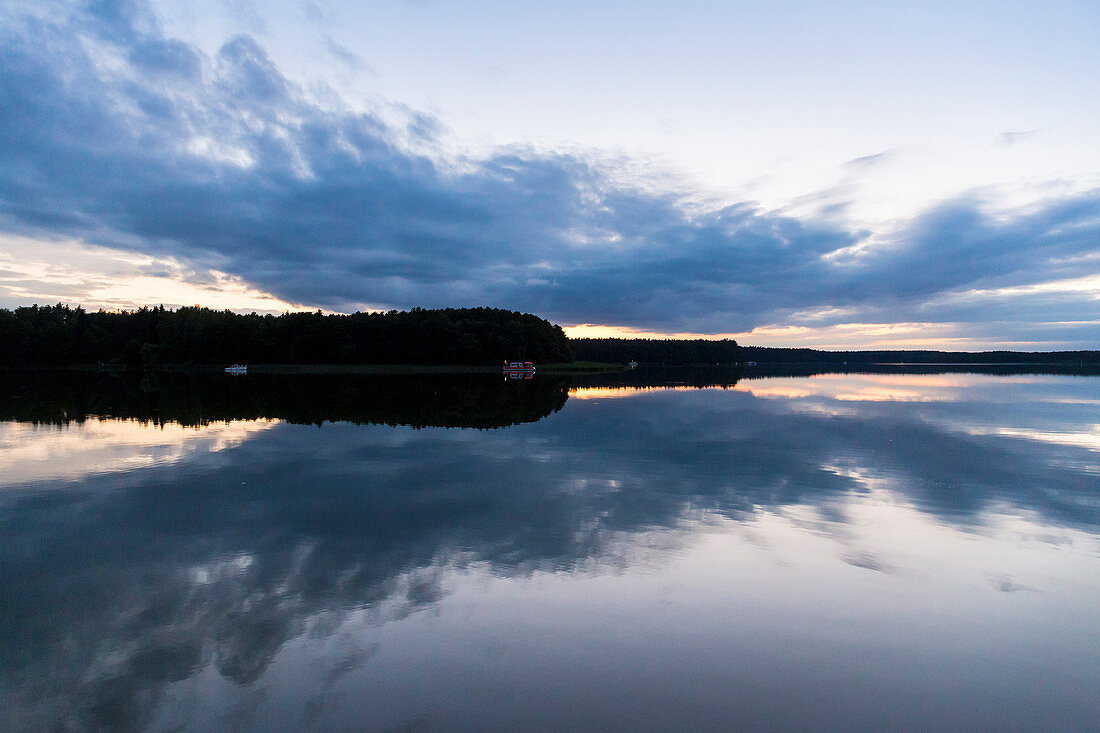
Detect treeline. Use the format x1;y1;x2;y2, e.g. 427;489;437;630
0;304;573;367
572;338;742;365
739;347;1100;365
8;303;1098;368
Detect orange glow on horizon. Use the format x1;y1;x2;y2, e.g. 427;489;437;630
563;321;1052;351
563;324;741;340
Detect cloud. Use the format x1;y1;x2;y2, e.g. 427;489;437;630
995;129;1043;147
218;0;268;34
841;150;895;169
298;1;326;24
321;34;372;73
0;2;1098;342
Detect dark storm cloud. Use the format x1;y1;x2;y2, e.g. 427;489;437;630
865;195;1100;298
1;2;1098;333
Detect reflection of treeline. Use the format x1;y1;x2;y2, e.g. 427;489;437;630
572;338;742;365
0;372;570;429
740;346;1100;365
0;304;573;366
568;364;1100;387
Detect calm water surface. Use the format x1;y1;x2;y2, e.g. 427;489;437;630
1;370;1098;731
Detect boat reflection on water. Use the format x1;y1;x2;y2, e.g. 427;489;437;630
1;368;1098;731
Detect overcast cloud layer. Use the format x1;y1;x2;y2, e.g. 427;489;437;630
2;1;1099;344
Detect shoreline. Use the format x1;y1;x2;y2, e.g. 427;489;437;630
0;362;628;375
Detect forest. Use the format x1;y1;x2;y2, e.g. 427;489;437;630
0;304;573;367
738;346;1100;366
6;303;1099;368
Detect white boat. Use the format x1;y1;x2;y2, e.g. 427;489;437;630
225;364;248;374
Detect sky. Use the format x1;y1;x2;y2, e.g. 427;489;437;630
1;0;1099;349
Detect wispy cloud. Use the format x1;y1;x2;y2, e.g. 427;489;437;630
841;150;896;170
321;33;372;74
995;129;1043;147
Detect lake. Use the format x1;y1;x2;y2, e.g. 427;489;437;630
1;368;1098;731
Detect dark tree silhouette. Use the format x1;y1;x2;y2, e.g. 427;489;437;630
737;346;1100;366
0;305;574;367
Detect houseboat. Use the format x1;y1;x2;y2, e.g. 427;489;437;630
502;361;536;374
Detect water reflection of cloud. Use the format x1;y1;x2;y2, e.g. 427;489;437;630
736;374;974;402
842;550;894;573
0;418;279;488
731;384;818;400
964;425;1100;452
832;387;934;402
1;374;1099;729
